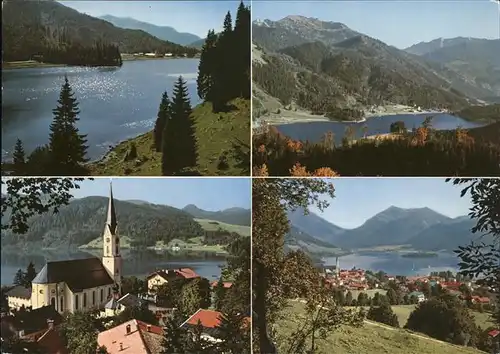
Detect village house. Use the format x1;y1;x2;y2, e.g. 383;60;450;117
6;185;123;314
0;305;63;343
97;319;164;354
408;291;426;303
102;293;142;318
180;309;226;344
5;285;31;311
147;268;199;293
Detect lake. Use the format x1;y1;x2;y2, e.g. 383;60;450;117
0;249;225;286
276;113;484;143
1;58;200;161
323;251;459;276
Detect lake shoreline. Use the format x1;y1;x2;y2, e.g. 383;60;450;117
2;56;195;70
262;105;445;126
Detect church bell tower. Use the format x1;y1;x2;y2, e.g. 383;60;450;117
102;182;122;295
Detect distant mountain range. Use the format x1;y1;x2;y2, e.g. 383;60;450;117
252;15;500;118
2;0;190;61
405;37;500;99
287;206;491;253
99;15;201;46
1;196;250;249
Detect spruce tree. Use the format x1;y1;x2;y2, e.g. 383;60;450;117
186;321;215;352
213;278;226;310
12;138;26;176
153;91;170;152
48;76;89;175
233;1;251;99
161;76;198;175
216;312;250;354
197;29;218;101
211;11;234;112
24;262;37;287
13;269;24;286
160;312;188;354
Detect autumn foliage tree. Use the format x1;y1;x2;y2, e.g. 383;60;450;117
253;121;500;176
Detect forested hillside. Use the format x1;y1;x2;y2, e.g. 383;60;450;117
1;196;204;249
2;0;195;62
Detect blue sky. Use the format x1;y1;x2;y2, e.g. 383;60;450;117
253;0;500;49
60;1;247;38
309;178;473;229
69;178;251;211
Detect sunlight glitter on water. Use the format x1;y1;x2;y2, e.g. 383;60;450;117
120;118;155;129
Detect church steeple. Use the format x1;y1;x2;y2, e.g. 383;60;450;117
102;180;122;296
106;182;117;234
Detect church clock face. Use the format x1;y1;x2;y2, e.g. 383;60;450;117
106;238;110;243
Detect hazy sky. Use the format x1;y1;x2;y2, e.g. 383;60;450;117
308;178;473;229
68;178;251;211
59;1;247;38
252;0;500;49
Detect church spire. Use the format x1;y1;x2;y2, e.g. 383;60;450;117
106;181;117;234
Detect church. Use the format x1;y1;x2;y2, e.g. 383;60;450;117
10;184;123;314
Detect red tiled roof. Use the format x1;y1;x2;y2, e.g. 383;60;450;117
184;309;223;328
97;319;163;354
488;329;500;337
472;296;490;303
37;327;68;354
175;268;199;279
136;320;163;335
148;268;199;281
210;281;233;288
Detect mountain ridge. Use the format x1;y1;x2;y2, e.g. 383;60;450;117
287;205;480;252
182;204;250;226
99;15;201;46
252;15;498;119
2;0;194;61
1;196;249;249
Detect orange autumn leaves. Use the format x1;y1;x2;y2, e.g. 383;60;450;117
254;141;339;177
253;163;339;177
253;124;477;176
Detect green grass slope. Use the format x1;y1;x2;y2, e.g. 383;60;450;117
88;98;250;176
195;219;251;237
277;301;485;354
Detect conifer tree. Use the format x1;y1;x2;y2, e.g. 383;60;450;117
197;30;218;101
161;76;198;175
216;312;250;354
186;321;215;352
213;277;226;310
160;312;188;354
154;91;170;152
24;262;37;287
13;269;24;286
211;11;234;112
48;76;89;175
233;1;251;99
12;138;26;176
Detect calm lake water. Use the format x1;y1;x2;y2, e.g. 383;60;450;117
0;249;225;286
323;251;459;276
2;59;200;161
276;113;484;143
